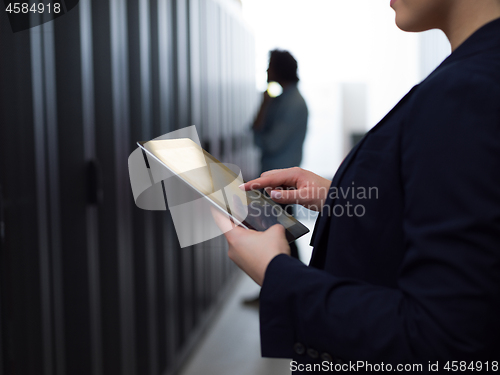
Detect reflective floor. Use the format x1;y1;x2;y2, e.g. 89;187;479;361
178;214;316;375
178;273;290;375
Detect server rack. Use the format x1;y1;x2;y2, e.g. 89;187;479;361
0;0;258;374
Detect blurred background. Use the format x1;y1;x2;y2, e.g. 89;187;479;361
243;0;450;178
0;0;449;374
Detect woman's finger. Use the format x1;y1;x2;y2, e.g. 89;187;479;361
268;188;302;204
210;206;248;240
210;207;235;233
260;169;286;177
267;223;287;237
240;168;300;191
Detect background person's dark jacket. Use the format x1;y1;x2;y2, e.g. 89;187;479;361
259;18;500;374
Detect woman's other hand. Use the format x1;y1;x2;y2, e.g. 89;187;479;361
211;208;290;286
240;167;331;211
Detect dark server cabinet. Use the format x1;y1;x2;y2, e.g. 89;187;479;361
0;17;44;375
0;0;257;374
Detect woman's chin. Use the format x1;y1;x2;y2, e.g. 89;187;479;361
395;16;433;32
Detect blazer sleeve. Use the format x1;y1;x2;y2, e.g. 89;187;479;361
259;69;500;363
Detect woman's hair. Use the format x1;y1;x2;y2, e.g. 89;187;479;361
269;49;299;83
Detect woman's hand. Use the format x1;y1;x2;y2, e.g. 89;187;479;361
240;167;331;211
212;208;290;286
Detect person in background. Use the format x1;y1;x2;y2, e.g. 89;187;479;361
251;49;308;262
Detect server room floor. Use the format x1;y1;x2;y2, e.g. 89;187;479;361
178;216;316;375
177;272;290;375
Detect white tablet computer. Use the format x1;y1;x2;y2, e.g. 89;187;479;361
137;138;309;243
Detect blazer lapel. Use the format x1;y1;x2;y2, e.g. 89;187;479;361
308;18;500;266
308;133;368;251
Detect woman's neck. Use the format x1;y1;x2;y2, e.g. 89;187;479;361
442;2;500;51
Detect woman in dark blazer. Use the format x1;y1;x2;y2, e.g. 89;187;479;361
215;0;500;372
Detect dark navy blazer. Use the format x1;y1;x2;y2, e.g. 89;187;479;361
260;18;500;374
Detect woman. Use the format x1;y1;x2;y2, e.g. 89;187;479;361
215;0;500;372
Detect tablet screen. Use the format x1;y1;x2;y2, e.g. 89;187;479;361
140;139;309;242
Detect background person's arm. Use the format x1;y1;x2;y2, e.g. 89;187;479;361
252;91;272;131
254;99;308;155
